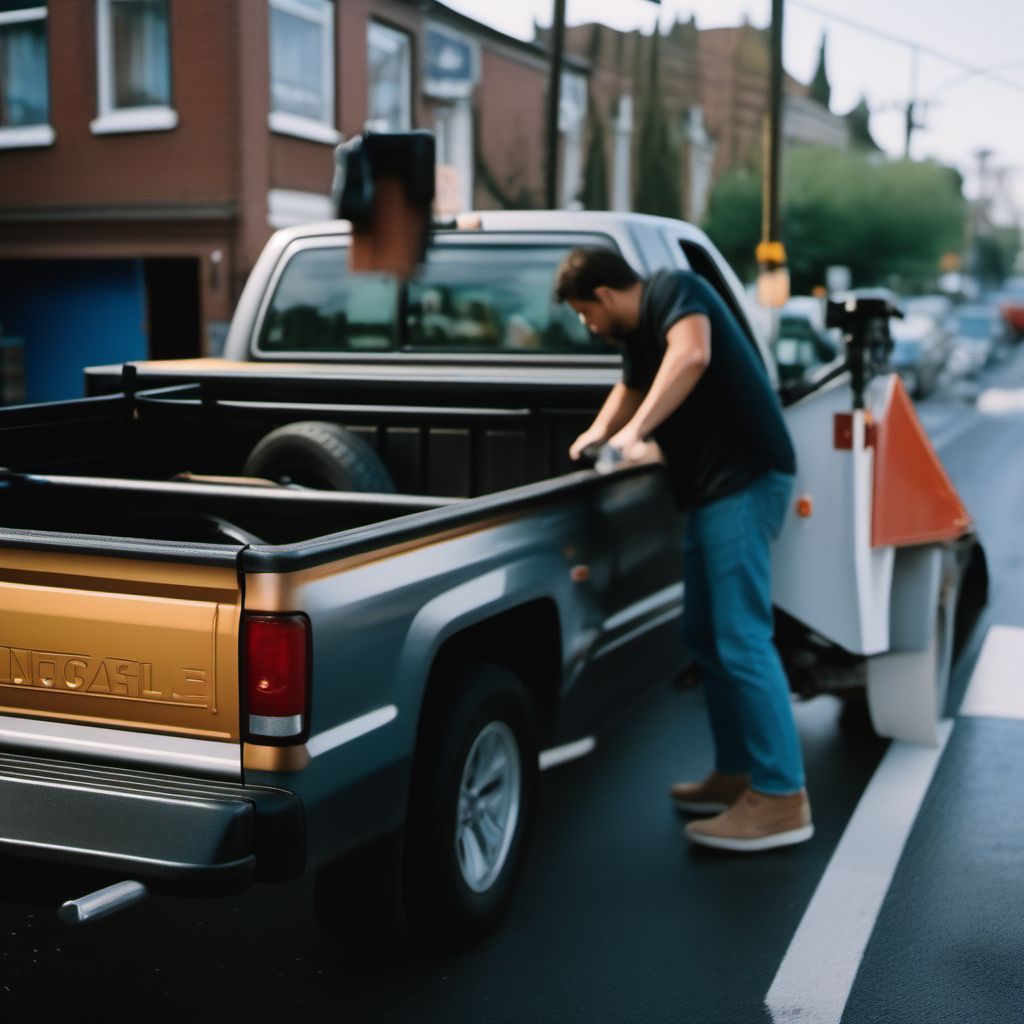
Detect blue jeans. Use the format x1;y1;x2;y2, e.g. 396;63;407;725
680;471;805;795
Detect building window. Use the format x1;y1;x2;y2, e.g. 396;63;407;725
423;23;479;214
268;0;338;144
366;20;410;133
92;0;177;134
0;3;54;149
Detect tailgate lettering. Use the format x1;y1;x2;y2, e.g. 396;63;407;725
0;645;210;709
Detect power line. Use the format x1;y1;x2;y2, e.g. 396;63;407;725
788;0;1024;96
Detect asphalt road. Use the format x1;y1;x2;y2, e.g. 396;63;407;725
2;349;1024;1023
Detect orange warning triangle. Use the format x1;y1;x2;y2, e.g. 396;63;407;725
872;376;972;548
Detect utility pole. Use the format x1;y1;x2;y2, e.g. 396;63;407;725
544;0;567;210
903;47;921;158
757;0;789;306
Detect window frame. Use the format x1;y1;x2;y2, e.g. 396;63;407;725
249;232;625;366
267;0;339;145
91;0;177;135
365;18;412;134
0;4;54;149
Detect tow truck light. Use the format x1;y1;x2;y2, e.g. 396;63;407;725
244;614;309;741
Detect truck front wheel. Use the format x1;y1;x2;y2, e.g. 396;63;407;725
403;662;538;947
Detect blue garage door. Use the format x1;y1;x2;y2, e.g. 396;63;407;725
0;259;148;404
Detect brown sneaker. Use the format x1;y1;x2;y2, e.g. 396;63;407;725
670;771;750;814
685;787;813;852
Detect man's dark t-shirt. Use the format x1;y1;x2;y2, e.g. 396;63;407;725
621;269;796;509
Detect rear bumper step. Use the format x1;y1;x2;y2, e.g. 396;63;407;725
0;751;303;895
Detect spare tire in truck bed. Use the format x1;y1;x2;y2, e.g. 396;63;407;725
243;421;395;492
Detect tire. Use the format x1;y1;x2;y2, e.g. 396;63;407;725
313;662;538;954
242;421;394;492
403;662;538;948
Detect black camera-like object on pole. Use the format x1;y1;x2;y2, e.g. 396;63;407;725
826;290;903;409
332;131;436;279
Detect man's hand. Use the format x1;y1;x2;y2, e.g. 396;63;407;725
607;424;652;463
569;425;609;461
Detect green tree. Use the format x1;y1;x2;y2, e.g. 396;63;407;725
633;31;682;217
846;96;880;151
701;165;762;281
581;100;610;210
703;147;967;293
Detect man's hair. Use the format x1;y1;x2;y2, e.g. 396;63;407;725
554;247;642;302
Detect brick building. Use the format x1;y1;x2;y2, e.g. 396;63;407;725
0;0;583;402
549;18;851;227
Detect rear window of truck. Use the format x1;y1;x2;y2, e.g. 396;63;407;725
257;242;607;356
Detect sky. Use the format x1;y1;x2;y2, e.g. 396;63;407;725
442;0;1024;225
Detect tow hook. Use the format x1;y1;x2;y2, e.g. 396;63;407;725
58;880;148;925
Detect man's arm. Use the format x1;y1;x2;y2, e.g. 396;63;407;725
569;382;644;460
608;314;711;457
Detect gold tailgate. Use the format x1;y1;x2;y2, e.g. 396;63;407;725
0;550;241;740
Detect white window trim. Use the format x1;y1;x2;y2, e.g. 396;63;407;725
268;0;337;140
367;19;412;133
0;123;55;149
0;6;52;139
267;188;334;229
92;0;177;135
268;110;341;145
91;106;178;135
0;6;47;27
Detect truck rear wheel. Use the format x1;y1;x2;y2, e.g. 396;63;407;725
312;662;538;954
403;662;538;947
242;421;394;492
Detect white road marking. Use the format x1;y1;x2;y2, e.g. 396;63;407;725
764;721;952;1024
767;622;1024;1022
959;625;1024;720
977;387;1024;415
539;736;596;770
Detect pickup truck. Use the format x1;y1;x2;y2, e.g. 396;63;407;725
0;211;985;947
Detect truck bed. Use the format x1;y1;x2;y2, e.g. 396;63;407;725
1;367;626;555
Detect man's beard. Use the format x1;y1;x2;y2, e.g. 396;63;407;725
605;315;632;344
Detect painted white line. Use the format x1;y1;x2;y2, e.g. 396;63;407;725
539;736;596;771
959;625;1024;720
307;705;398;758
765;720;953;1024
977;386;1024;415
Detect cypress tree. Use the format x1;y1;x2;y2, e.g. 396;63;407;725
810;34;831;110
581;99;609;210
633;30;682;217
846;96;881;151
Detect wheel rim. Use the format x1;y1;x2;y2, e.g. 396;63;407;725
455;721;521;894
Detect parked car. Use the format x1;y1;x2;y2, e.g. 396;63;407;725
772;310;841;384
888;312;953;398
993;279;1024;338
902;294;956;324
948;305;1013;376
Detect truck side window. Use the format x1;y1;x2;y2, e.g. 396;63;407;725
405;244;606;354
260;247;399;353
678;240;757;347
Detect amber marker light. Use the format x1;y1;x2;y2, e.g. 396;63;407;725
796;496;814;518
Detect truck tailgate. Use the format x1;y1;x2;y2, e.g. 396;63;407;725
0;549;242;745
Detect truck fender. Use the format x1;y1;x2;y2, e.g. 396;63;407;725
393;555;572;733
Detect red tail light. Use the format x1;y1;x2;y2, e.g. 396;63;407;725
244;614;309;742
